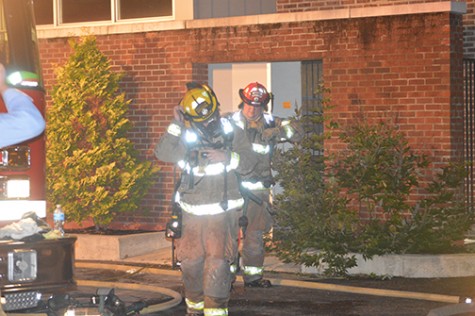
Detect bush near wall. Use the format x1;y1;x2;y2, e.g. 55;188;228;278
46;36;158;230
271;111;472;276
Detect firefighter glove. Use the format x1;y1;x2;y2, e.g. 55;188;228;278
262;127;281;141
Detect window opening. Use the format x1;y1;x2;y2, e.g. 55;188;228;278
33;0;174;26
119;0;172;20
61;0;111;23
33;0;53;25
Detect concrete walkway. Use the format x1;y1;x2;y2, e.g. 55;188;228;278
73;232;475;278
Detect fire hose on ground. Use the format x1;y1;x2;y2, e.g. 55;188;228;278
75;262;474;316
2;261;462;315
3;262;183;316
75;279;182;314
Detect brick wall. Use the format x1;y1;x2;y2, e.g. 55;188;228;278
274;0;475;59
324;13;461;161
38;11;461;230
276;0;464;12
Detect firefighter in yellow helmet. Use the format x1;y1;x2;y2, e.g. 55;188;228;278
229;82;303;288
154;82;257;316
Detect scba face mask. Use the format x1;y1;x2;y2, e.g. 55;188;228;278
200;114;222;139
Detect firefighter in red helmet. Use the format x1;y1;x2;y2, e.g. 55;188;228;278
230;82;303;288
154;82;257;315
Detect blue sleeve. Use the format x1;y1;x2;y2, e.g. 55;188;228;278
0;88;45;148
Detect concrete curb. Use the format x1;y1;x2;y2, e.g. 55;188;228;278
301;253;475;278
72;232;169;260
73;233;475;278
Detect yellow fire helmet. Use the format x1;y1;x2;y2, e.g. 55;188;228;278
180;83;219;123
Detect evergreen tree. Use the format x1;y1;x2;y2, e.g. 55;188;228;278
46;36;157;229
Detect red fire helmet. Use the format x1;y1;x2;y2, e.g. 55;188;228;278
239;82;270;107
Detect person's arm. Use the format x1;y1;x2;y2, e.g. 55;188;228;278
0;64;45;148
154;105;187;163
262;116;304;143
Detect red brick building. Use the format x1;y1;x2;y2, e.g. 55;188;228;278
36;0;472;230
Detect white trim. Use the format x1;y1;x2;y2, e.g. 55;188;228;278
37;1;465;39
349;1;466;18
54;0;60;26
112;0;118;23
266;63;271;97
0;200;46;221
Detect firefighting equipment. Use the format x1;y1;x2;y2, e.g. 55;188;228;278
237;177;264;239
179;212;232;316
175;116;236;212
229;108;302;289
46;288;149;316
167;164;185;241
179;82;226;141
155;84;258;316
180;83;218;123
239;82;270;107
244;278;272;288
165;202;182;239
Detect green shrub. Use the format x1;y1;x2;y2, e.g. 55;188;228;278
271;97;472;276
333;120;471;257
271;89;360;276
46;36;158;229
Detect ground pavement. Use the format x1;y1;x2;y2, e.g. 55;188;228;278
71;247;475;316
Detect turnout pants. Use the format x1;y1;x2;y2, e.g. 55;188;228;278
177;211;233;315
241;190;273;283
